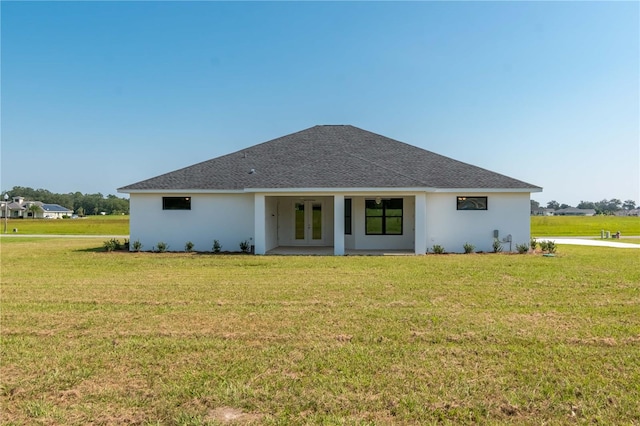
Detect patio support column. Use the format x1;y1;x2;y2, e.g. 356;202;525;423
333;194;345;255
254;194;266;255
415;193;427;255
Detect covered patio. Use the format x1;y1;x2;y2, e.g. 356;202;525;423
254;193;428;255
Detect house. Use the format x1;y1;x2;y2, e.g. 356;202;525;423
532;207;554;216
0;196;73;219
118;125;542;254
553;207;596;216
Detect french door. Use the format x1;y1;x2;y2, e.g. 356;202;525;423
294;201;323;244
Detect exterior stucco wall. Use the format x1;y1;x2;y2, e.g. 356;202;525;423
129;193;254;252
424;192;530;253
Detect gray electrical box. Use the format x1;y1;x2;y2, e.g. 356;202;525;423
493;230;499;238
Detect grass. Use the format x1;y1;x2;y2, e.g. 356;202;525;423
2;238;639;424
1;215;129;235
531;216;640;237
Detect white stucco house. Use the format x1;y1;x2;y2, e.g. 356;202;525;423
0;196;74;219
118;125;541;255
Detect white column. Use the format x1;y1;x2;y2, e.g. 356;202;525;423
333;194;345;255
414;193;427;255
254;194;266;255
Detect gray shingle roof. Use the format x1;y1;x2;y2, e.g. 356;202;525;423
119;125;540;191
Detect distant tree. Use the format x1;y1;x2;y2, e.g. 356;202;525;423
622;200;636;210
608;199;622;212
77;206;85;217
546;200;560;210
594;199;623;215
559;203;571;209
28;204;42;219
577;201;595;209
530;199;540;211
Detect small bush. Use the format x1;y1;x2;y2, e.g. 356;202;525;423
103;239;121;252
530;237;537;251
492;239;503;253
539;240;557;254
155;242;168;253
239;240;251;254
123;239;130;251
431;244;445;254
185;241;194;252
131;240;143;252
463;242;475;254
212;239;222;253
516;243;529;254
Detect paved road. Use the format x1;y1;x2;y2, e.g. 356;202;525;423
535;237;640;249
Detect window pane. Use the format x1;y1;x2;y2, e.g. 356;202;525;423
385;217;402;234
366;217;383;234
163;197;191;210
365;200;383;216
457;196;487;210
344;199;352;235
295;203;305;240
312;203;322;240
386;198;403;209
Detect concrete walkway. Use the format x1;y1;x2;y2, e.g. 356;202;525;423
535;237;640;249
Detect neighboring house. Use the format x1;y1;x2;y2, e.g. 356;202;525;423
118;125;542;254
532;207;555;216
40;203;74;219
0;196;73;219
553;207;596;216
615;209;640;217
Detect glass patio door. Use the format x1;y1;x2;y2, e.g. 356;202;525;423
294;201;323;244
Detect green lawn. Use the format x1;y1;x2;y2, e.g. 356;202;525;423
2;215;129;235
1;238;639;424
531;216;640;237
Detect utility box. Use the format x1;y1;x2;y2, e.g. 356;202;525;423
493;230;499;238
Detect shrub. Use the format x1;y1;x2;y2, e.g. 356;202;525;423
431;244;445;254
155;242;168;253
212;239;222;253
239;240;251;253
185;241;194;252
492;239;503;253
123;239;130;251
131;240;143;252
540;240;557;254
463;242;475;254
103;239;121;252
516;243;529;254
530;237;537;251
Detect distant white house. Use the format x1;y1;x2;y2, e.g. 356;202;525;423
0;196;73;219
119;125;542;254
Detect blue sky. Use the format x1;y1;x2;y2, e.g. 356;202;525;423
1;1;638;206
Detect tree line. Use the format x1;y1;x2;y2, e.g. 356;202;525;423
531;198;637;215
2;186;129;216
